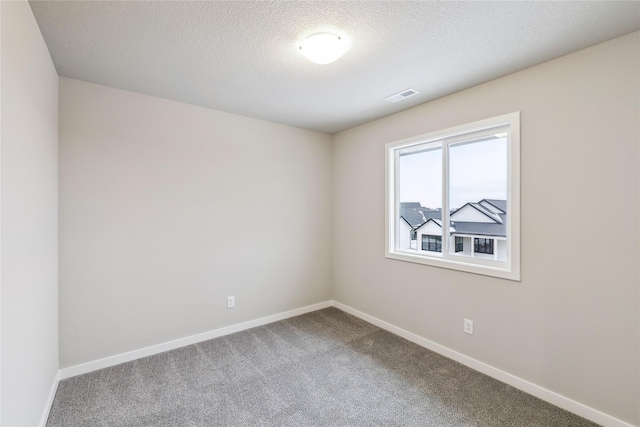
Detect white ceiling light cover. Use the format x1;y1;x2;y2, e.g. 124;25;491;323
298;33;349;65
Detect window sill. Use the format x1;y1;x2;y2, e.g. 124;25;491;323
386;250;520;281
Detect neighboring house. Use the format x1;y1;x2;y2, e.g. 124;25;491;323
399;203;441;250
399;199;507;261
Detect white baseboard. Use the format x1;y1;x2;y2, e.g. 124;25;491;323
39;370;60;427
332;301;635;427
59;300;332;380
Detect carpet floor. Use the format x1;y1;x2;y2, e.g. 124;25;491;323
47;307;599;426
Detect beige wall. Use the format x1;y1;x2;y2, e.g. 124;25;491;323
0;1;60;425
58;78;333;368
332;32;639;425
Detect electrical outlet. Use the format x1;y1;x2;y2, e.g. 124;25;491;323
464;318;474;335
227;296;235;309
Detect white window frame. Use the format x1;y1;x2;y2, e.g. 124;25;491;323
385;112;520;281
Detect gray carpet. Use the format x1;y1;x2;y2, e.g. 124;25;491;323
47;307;598;426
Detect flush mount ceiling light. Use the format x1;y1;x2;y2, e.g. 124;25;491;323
298;33;349;65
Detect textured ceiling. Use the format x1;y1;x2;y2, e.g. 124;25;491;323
30;1;640;134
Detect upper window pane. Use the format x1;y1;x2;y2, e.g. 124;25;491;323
399;145;442;210
449;135;507;209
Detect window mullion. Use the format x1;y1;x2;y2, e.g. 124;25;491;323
441;140;449;256
393;150;401;252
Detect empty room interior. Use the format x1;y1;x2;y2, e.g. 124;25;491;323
2;1;640;426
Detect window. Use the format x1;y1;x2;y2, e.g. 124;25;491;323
455;236;464;253
410;230;417;241
385;112;520;281
422;235;442;252
474;238;494;254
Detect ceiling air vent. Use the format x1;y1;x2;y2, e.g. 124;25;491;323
385;88;420;103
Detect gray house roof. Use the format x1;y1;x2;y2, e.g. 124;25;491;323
402;199;507;238
463;202;503;224
400;202;422;209
481;199;507;214
449;200;507;237
450;221;506;237
400;204;441;228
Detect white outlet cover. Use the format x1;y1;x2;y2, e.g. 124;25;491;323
464;319;474;335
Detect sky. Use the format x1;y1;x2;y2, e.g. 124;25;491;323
399;136;507;209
